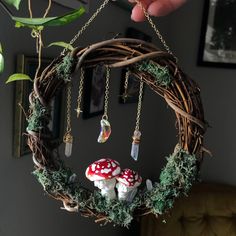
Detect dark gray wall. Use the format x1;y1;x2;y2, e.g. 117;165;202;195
0;1;170;236
0;0;234;235
166;0;236;185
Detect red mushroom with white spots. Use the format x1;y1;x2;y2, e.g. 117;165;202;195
116;168;142;202
85;158;121;200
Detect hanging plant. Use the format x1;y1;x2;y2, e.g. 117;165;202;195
0;0;85;77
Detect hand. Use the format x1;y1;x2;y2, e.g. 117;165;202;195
130;0;186;22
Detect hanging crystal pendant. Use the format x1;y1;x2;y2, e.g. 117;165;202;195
97;119;111;143
131;130;141;161
63;132;73;157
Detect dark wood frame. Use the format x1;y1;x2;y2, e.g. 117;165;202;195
198;0;236;69
13;55;64;157
112;0;132;11
82;65;106;119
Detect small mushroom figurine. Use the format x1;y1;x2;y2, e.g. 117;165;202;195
116;169;142;202
85;158;121;200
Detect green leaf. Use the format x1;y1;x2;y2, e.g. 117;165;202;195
6;73;32;84
12;7;85;28
47;41;74;51
3;0;21;10
0;43;4;74
0;54;4;75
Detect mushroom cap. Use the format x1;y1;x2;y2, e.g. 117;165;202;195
85;158;121;181
116;169;142;188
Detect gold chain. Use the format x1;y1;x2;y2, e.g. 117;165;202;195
124;70;129;92
135;80;144;131
134;0;177;61
121;70;130;103
103;66;110;120
65;82;72;132
61;0;110;55
76;68;85;118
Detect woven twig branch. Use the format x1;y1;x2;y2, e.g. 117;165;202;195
27;38;207;225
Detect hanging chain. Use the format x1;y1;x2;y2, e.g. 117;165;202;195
103;66;110;120
134;0;177;61
63;82;73;157
61;0;110;55
76;68;85;118
65;82;72;133
124;70;129;93
121;70;130;103
135;80;144;131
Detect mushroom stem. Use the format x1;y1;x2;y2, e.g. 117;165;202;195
116;183;138;202
94;178;117;200
118;189;137;202
101;188;116;200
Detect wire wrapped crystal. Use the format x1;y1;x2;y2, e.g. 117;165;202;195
131;130;141;161
97;119;111;143
63;132;73;157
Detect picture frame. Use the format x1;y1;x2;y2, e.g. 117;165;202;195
13;55;64;158
52;0;89;12
119;28;151;104
82;65;106;119
112;0;132;12
198;0;236;68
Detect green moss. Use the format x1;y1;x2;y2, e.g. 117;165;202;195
144;149;198;215
33;165;74;193
56;54;74;81
27;99;50;132
136;60;171;87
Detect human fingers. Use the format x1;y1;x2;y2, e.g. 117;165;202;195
147;0;186;17
130;0;153;22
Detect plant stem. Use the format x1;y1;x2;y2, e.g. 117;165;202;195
28;0;33;18
33;0;52;80
0;0;13;17
43;0;52;17
34;33;42;80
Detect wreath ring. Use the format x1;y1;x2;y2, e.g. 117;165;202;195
27;38;207;227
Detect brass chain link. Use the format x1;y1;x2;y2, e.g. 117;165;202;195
76;68;85;118
134;0;177;61
135;80;144;131
65;82;72;132
61;0;110;55
124;70;129;92
102;66;110;120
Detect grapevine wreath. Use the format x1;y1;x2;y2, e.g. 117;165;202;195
25;0;208;228
27;37;208;226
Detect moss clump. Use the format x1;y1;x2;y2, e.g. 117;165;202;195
90;191;142;227
56;54;74;81
144;149;198;215
136;60;171;87
27;99;50;132
33;166;75;194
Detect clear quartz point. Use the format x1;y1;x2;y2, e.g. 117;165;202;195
63;133;73;157
65;142;72;157
131;130;141;161
146;179;153;191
